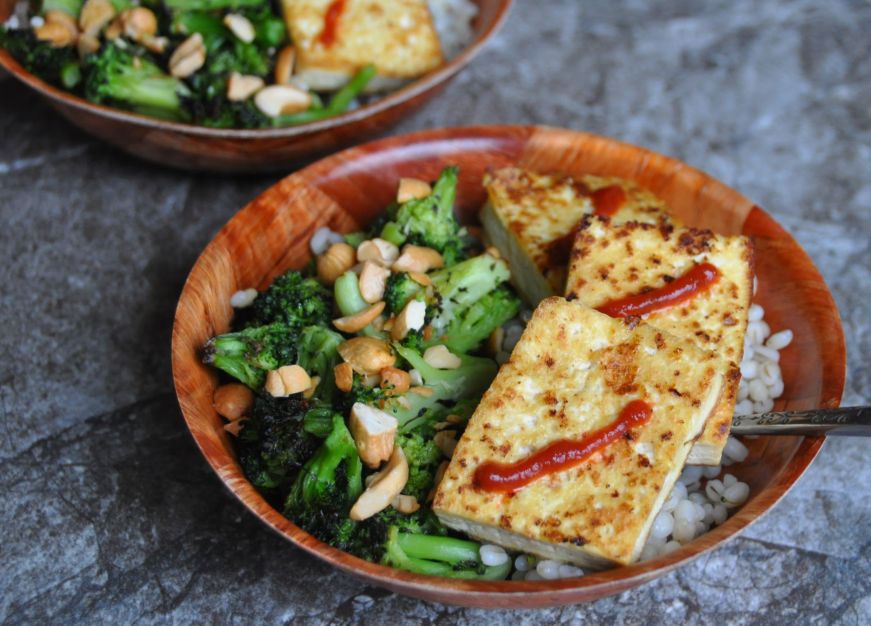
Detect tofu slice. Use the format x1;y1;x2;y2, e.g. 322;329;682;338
481;168;681;305
566;217;752;465
433;298;726;568
281;0;443;93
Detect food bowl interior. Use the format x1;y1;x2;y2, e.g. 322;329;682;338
0;0;512;172
172;126;845;607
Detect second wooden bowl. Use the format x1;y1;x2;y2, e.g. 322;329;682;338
171;125;846;607
0;0;511;173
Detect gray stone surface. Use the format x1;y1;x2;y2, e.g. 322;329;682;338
1;0;869;623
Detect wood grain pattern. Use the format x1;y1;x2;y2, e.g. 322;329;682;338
0;0;512;173
171;126;845;607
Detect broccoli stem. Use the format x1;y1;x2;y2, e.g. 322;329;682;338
396;533;480;565
171;12;229;51
60;60;81;89
274;64;376;126
383;528;511;580
335;271;368;316
250;12;287;47
41;0;83;16
379;221;405;247
163;0;265;10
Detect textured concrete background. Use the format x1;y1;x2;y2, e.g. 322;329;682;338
1;0;869;623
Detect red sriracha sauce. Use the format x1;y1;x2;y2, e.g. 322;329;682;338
591;185;626;217
596;262;721;318
319;0;346;47
474;400;653;493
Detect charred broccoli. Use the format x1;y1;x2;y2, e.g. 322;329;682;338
237;393;319;494
249;270;332;329
202;323;296;388
283;414;363;548
0;28;78;88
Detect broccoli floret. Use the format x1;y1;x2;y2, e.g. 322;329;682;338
202;323;296;388
0;28;78;88
176;16;274;128
396;431;442;501
84;42;190;120
381;345;497;430
384;272;423;315
296;325;344;402
437;285;520;354
237;393;319;493
425;254;514;352
336;507;445;561
284;414;363;547
249;270;332;329
334;373;387;416
383;167;467;264
382;528;511;580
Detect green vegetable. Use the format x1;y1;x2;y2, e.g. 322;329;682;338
249;270;332;329
437;285;520;354
296;325;344;402
237;393;319;492
201;323;296;388
386;344;498;430
301;406;337;438
383;272;423;315
84;43;190;120
41;0;83;16
0;27;78;87
283;414;363;547
334;271;368;317
386;254;519;352
343;231;367;248
382;528;511;580
243;6;287;47
381;166;467;264
274;64;376;126
425;254;515;351
59;60;81;88
164;0;266;10
396;430;442;501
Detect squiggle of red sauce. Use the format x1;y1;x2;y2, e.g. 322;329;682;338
318;0;346;47
473;400;653;493
596;262;721;318
591;185;626;217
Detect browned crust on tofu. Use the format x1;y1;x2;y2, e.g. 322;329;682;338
566;217;754;464
282;0;443;86
481;168;682;299
433;298;725;567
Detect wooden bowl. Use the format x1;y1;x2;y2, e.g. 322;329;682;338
171;125;846;607
0;0;511;173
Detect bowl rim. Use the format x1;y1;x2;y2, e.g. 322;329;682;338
0;0;512;138
171;124;846;605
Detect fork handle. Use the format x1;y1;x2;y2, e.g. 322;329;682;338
730;406;871;436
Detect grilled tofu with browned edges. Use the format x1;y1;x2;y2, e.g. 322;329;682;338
565;217;752;465
281;0;443;93
480;167;681;305
433;298;726;568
